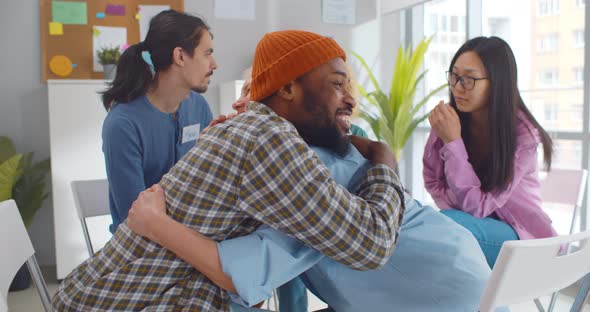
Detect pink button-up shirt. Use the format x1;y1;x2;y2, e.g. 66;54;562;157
423;111;557;240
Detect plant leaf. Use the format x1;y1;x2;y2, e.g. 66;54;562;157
350;51;382;95
0;154;23;201
352;35;437;159
0;136;16;163
411;83;447;116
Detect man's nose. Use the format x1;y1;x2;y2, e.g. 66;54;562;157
211;56;218;70
344;92;355;110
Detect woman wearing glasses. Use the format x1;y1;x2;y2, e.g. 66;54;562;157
423;36;556;268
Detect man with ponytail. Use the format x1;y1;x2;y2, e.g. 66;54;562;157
101;10;216;233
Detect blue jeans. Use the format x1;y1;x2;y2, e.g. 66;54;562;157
276;276;308;312
441;209;519;268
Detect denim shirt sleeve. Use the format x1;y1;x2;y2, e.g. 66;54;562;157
217;225;323;306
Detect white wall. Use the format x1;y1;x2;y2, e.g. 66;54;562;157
1;0;381;267
184;0;272;116
0;1;54;266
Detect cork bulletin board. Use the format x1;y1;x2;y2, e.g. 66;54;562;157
40;0;184;81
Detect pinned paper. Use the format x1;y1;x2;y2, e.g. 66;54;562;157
92;27;101;36
106;4;126;16
52;1;87;25
49;55;74;77
137;5;169;40
93;26;127;71
214;0;255;21
49;22;63;35
96;12;106;19
322;0;356;25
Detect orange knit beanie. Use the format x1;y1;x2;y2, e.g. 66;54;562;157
250;30;346;102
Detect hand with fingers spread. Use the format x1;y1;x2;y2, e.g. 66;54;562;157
429;100;461;144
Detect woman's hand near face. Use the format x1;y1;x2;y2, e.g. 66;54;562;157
429;101;461;144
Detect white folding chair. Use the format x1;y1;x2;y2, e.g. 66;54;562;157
0;200;53;312
71;179;110;257
478;229;590;312
539;169;588;235
536;169;588;311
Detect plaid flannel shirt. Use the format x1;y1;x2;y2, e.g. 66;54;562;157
53;102;405;311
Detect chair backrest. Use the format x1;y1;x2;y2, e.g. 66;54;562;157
539;169;588;235
71;179;110;256
0;200;53;312
71;179;109;218
478;230;590;312
539;169;588;208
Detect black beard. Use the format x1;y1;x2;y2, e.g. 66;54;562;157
298;125;351;157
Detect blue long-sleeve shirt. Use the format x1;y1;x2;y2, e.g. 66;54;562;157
219;145;492;312
102;92;212;232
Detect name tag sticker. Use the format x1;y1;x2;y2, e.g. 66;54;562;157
182;124;200;144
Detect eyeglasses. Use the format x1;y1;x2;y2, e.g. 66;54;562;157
446;71;488;91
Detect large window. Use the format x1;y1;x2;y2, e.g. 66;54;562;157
575;29;585;47
537;0;560;16
423;0;466;114
537;34;560;52
482;0;585;134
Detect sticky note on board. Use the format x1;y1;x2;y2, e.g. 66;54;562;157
96;12;106;19
135;14;141;20
52;1;87;25
93;27;101;36
49;55;73;77
49;22;63;35
106;4;126;16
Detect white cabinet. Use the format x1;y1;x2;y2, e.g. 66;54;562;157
48;80;111;279
219;80;245;116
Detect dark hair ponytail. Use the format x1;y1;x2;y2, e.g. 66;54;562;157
101;10;210;110
101;43;152;110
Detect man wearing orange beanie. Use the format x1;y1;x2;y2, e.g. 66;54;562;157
53;30;404;311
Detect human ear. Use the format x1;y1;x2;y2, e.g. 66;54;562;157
275;80;297;101
172;47;184;66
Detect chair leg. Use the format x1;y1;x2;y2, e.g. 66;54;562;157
546;292;559;312
571;273;590;312
81;219;95;257
26;257;53;312
534;298;546;312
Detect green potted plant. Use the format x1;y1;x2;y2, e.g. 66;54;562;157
351;36;446;161
97;45;121;80
0;136;50;291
